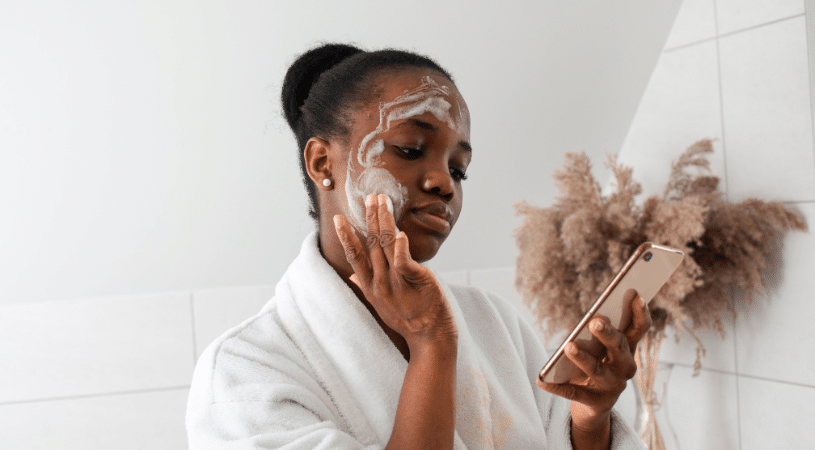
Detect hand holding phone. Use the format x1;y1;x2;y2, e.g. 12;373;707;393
538;242;683;384
535;243;682;439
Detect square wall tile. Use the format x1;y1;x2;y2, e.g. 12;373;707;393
739;377;815;449
612;364;740;449
659;317;737;373
0;388;189;450
735;203;815;386
664;0;717;49
192;285;274;359
0;292;194;403
667;366;740;450
616;41;724;200
716;0;804;35
719;17;815;202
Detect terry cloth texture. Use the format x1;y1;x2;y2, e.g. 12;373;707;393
186;232;645;449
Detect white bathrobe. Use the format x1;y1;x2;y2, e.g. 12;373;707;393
186;233;644;449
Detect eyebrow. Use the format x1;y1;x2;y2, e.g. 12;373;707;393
395;118;472;153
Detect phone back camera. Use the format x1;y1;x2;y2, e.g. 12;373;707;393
644;252;653;262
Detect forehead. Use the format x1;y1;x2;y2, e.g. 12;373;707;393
366;68;467;117
349;68;470;142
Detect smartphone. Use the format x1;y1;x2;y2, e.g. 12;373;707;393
537;242;684;385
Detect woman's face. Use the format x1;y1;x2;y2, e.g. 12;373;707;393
338;68;471;263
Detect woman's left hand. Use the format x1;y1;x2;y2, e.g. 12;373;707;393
538;289;652;447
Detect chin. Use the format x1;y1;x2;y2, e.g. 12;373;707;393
406;230;446;263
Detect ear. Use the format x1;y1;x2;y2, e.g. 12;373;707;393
304;137;335;191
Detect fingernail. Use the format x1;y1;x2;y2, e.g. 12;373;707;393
639;295;647;309
591;320;605;333
365;194;375;207
567;343;579;355
333;215;341;227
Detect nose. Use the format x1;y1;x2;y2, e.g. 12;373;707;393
421;168;454;200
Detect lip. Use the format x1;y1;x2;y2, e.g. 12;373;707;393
409;202;453;235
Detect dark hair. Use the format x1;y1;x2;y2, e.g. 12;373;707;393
281;43;454;221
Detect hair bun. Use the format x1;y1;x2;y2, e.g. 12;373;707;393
281;43;363;130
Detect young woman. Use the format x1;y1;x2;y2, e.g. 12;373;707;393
186;43;649;450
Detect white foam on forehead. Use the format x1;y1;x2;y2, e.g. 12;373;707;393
356;76;457;167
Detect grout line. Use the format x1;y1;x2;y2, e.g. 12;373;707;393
730;296;744;450
0;385;191;407
190;291;198;365
730;372;815;389
716;13;806;41
664;13;807;53
664;36;718;53
806;0;815;198
712;3;740;447
713;1;730;205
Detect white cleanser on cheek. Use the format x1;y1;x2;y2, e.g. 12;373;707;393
344;76;462;234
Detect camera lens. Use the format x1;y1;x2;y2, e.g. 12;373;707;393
644;252;653;262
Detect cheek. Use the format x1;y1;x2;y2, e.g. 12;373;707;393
343;140;409;234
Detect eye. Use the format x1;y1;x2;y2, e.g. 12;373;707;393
394;146;423;160
450;166;468;182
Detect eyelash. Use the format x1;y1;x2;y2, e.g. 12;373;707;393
395;146;469;182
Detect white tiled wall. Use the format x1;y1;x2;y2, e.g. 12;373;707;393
0;287;274;449
611;0;815;448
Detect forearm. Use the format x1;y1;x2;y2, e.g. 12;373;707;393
385;341;457;450
570;402;611;450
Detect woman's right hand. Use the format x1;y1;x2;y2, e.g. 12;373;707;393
333;193;458;352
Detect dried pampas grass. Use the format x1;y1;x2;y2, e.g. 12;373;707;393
515;139;807;371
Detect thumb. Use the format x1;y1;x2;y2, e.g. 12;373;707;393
393;231;431;282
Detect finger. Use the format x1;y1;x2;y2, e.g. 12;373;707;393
364;194;390;294
537;379;597;405
333;215;372;284
393;231;428;281
625;293;652;353
377;194;398;264
588;318;637;379
565;342;606;379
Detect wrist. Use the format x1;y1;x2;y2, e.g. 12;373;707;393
409;336;458;362
570;402;612;450
571;401;611;429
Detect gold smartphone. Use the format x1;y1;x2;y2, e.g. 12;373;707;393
537;242;684;385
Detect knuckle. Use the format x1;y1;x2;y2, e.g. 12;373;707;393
379;230;396;247
622;362;638;380
619;359;637;380
366;234;380;248
343;246;363;264
370;284;384;298
592;359;605;376
617;337;630;354
613;378;629;394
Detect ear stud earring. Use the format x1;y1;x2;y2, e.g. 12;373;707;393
322;179;332;187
